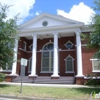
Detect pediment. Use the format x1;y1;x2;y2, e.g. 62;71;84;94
19;13;84;29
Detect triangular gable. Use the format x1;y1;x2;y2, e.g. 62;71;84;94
19;13;84;29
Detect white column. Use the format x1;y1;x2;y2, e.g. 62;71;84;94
29;34;38;77
51;32;60;78
10;39;19;76
75;30;83;77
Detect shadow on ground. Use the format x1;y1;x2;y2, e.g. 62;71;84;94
73;88;100;94
0;84;10;88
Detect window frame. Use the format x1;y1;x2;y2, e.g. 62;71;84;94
0;63;12;72
64;40;74;50
65;55;74;73
41;42;54;73
41;50;53;73
90;59;100;72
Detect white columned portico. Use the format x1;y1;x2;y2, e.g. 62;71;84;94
29;34;38;77
75;30;83;77
10;39;19;76
51;32;60;78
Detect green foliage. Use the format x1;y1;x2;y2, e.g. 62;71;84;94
93;0;100;13
82;0;100;59
0;3;18;69
0;73;6;82
85;79;100;85
85;73;100;86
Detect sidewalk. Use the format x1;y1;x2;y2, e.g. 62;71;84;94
0;82;99;88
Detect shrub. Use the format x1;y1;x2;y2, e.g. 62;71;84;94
85;79;100;85
0;73;6;82
85;73;100;86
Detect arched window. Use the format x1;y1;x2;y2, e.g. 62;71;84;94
65;55;74;73
41;42;53;72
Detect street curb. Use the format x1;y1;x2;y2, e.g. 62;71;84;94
0;94;74;100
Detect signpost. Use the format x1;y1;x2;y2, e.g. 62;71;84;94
20;58;27;93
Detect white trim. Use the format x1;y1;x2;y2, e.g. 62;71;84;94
65;71;74;73
23;41;27;51
64;40;74;50
29;44;33;50
0;70;11;72
41;49;75;52
90;58;100;72
81;44;87;46
19;48;75;53
19;13;84;29
92;70;100;72
84;77;100;79
40;71;53;73
90;59;100;60
18;25;84;35
42;42;53;50
19;48;28;52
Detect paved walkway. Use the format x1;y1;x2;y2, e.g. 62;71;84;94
0;82;99;88
0;97;20;100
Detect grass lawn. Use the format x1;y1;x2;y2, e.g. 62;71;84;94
0;84;100;100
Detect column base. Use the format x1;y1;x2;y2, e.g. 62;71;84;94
28;74;38;78
75;76;84;85
10;74;19;76
51;75;60;79
5;74;18;82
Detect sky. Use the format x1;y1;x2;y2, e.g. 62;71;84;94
0;0;95;25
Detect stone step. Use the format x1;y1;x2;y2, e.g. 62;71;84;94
12;76;75;84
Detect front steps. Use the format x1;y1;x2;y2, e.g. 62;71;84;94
12;76;75;84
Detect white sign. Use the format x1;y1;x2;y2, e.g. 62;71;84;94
21;58;27;66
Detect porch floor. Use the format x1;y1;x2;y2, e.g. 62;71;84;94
12;76;75;84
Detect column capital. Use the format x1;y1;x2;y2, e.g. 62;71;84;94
32;33;37;37
75;29;81;36
53;31;58;35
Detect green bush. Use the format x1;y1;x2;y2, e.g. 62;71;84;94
85;79;100;85
0;73;6;82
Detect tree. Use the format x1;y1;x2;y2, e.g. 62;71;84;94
84;0;100;59
0;3;18;69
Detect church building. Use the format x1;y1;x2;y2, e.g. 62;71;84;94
1;13;99;84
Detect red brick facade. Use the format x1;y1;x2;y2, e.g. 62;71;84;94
15;35;95;78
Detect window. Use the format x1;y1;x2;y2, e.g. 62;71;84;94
23;41;26;51
5;63;12;70
64;41;74;49
91;59;100;72
65;55;74;73
0;63;12;71
8;42;14;50
42;21;48;26
41;43;53;72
